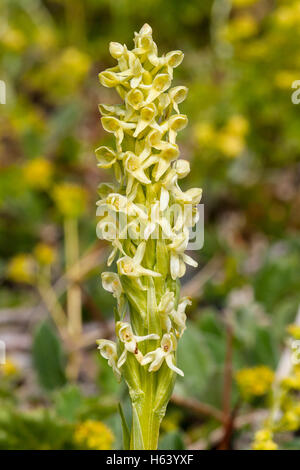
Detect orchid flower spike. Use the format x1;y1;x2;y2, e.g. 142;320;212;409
95;24;202;450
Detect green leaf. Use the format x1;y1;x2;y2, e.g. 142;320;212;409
155;239;169;278
118;403;130;450
281;438;300;450
130;405;144;450
177;325;216;400
159;431;185;450
0;407;74;450
54;385;82;422
32;321;66;391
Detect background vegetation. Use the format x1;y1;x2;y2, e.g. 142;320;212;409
0;0;300;450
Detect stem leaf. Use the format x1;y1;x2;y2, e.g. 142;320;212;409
118;402;130;450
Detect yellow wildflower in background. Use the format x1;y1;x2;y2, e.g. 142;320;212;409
232;0;259;7
34;243;56;266
217;133;245;158
195;115;248;158
52;183;87;218
286;324;300;340
281;366;300;391
161;410;181;433
194;122;216;146
217;116;249;158
225;116;249;137
36;47;91;97
222;14;258;42
0;358;19;377
275;71;299;90
1;27;27;52
252;429;278;450
23;158;53;190
235;365;274;399
74;420;114;450
274;3;300;28
278;408;300;432
6;254;36;284
59;48;90;81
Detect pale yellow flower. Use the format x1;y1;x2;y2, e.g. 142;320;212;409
141;333;184;376
97;339;121;381
116;321;159;367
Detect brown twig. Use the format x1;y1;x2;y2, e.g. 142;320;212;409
171;393;225;423
181;256;222;298
188;409;268;450
81;286;104;321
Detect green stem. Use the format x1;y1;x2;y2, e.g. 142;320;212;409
64;217;82;338
130;380;162;450
129;367;175;450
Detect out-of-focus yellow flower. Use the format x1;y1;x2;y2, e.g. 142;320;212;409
275;71;299;90
254;429;272;442
281;376;300;391
232;0;259;7
287;324;300;340
223;14;258;41
281;368;300;391
279;410;300;432
236;365;274;398
2;27;27;52
60;48;90;79
34;243;56;266
252;438;278;450
161;411;181;433
194;122;216;146
252;429;278;450
23;158;53;190
6;254;36;284
216;115;249;157
28;47;90;98
274;5;300;27
217;133;245;158
225;115;249;137
34;27;57;50
74;420;114;450
52;183;87;218
0;358;19;377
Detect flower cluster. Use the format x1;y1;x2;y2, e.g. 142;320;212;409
235;365;274;400
74;420;114;450
252;325;300;450
252;429;278;451
96;25;200;390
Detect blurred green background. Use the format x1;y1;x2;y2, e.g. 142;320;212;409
1;0;300;450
